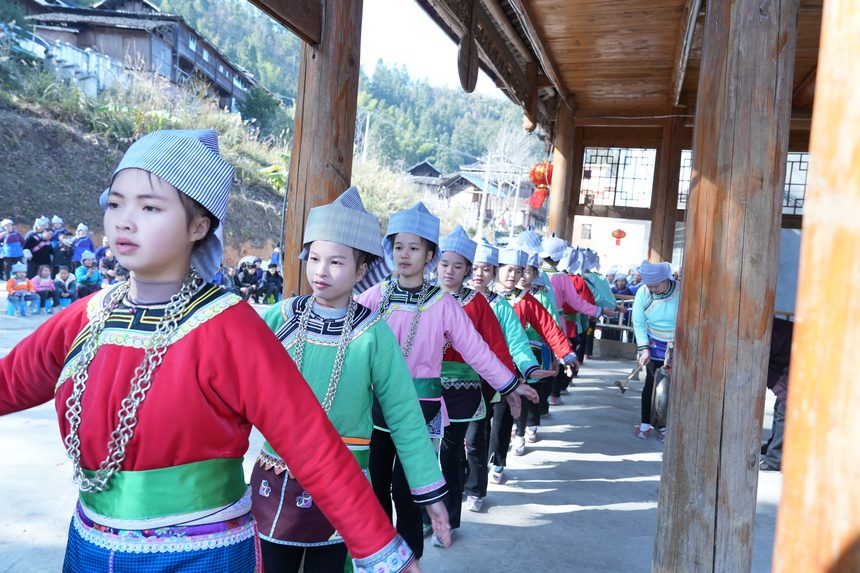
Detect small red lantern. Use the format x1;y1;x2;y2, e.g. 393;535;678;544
611;228;627;246
527;161;553;208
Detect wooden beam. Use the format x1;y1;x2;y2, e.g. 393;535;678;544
773;3;860;571
653;0;800;570
506;0;574;115
648;113;685;262
248;0;321;46
791;66;816;109
547;99;574;238
480;0;533;63
574;204;652;221
669;0;704;106
282;0;363;296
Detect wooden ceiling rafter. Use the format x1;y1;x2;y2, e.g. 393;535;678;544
505;0;574;116
669;0;704;106
792;66;816;109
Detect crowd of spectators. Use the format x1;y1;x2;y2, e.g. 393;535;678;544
2;216;128;316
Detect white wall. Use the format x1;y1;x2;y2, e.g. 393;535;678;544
570;216;651;273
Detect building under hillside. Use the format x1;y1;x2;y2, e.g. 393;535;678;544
14;0;255;110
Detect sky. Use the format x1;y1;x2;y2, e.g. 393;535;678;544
360;0;502;98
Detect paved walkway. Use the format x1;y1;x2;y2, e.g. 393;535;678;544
0;301;781;572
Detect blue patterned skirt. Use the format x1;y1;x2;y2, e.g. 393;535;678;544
62;504;260;572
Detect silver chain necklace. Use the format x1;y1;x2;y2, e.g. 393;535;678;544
290;296;357;413
379;279;432;359
63;271;202;493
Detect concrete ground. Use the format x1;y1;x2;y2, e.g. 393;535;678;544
0;294;782;572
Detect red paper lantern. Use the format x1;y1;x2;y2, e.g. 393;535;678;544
611;228;627;246
527;161;553;209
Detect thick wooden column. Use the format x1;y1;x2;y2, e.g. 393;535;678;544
283;0;363;296
653;0;799;571
774;3;860;571
547;101;574;238
565;126;585;242
648;113;684;262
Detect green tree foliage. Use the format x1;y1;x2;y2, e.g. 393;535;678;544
237;85;293;140
151;1;533;173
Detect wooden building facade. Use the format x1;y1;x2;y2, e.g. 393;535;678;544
18;0;254;109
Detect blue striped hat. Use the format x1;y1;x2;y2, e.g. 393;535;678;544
474;238;499;267
300;187;382;261
383;202;441;269
514;228;543;255
498;248;528;268
100;129;235;282
558;247;583;275
540;235;567;261
439;225;477;264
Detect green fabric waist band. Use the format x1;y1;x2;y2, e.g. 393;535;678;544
80;458;246;520
441;362;479;381
413;377;442;399
262;441;371;469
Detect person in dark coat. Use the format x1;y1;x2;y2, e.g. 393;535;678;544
259;263;283;303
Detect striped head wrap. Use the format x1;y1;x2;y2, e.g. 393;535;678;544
300;186;383;261
540;235;567;261
439;225;477;264
100;129;235;282
514;228;543;255
474;238;499;267
498;248;528;268
383;201;441;270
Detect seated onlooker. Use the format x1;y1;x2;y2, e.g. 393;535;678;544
54;266;77;306
31;264;60;314
99;248;118;286
95;236;110;263
259;263;283;304
74;250;102;298
6;262;38;315
612;276;634;296
237;262;259;303
50;215;68;243
223;266;241;295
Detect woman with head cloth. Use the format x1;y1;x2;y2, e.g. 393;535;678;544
631;260;680;441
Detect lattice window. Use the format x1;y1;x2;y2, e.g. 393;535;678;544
678;150;693;209
579;147;656;208
783;152;808;215
677;150;808;214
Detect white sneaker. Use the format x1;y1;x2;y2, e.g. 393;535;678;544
465;495;483;512
514;436;526;456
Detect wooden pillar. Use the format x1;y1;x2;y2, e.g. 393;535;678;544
648;113;684;262
774;3;860;571
565;126;585;242
653;0;799;571
547;101;574;238
282;0;363;296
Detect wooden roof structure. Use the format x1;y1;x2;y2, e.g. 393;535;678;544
414;0;821;132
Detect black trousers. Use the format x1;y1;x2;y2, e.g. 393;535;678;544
489;399;515;468
438;421;469;529
550;366;570;398
641;359;665;426
369;428;426;559
464;408;492;498
37;290;59;309
521;378;552;432
260;539;347;573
